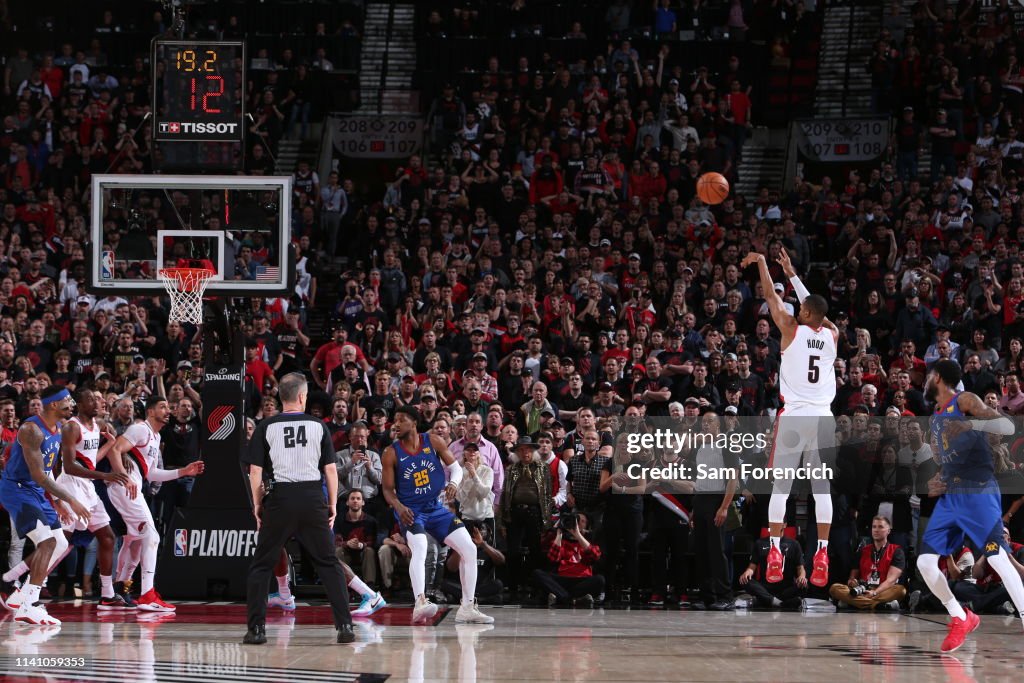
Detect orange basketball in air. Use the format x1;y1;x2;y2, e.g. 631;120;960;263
696;172;730;205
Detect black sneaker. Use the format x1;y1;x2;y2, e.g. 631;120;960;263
243;625;267;645
98;594;132;611
709;600;735;611
907;590;921;614
574;594;594;608
337;624;355;643
118;590;138;609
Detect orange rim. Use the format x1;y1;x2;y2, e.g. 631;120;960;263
158;267;216;293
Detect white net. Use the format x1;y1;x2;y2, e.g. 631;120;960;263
158;268;215;325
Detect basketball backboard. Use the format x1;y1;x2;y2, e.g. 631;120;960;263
88;175;293;297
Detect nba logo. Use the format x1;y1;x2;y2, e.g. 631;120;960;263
174;529;188;557
101;250;115;280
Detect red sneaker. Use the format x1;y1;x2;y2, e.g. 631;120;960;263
766;545;784;583
810;547;830;587
941;610;980;653
136;588;176;612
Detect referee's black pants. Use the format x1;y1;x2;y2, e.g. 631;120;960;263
692;494;731;605
247;482;351;631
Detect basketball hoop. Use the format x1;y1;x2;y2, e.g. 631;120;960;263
158;267;216;325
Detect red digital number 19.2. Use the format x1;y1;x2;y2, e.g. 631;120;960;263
189;75;224;113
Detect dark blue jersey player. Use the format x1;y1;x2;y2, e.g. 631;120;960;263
916;359;1024;653
0;386;91;626
381;405;493;625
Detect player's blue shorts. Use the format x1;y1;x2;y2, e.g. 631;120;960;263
0;479;60;538
396;504;463;542
921;486;1007;557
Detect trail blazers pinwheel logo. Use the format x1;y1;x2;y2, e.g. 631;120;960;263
207;405;236;441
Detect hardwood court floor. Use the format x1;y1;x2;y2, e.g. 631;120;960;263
0;601;1022;682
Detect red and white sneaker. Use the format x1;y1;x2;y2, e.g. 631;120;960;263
941;609;980;653
136;589;176;612
766;544;784;583
810;547;830;588
2;589;24;612
14;602;61;626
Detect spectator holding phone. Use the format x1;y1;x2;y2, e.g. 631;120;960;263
335;421;385;530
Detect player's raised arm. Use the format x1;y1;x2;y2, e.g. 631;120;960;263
430;433;464;502
777;249;838;334
956;392;1016;435
19;422;90;523
741;252;796;339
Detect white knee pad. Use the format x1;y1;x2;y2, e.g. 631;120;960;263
26;520;56;545
444;525;476;557
812;493;833;523
406;531;428;563
917;553;942;583
51;530;69;560
768;491;789;525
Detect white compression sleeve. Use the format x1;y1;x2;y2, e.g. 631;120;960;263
147;467;183;482
969;417;1015;435
789;276;811;303
447;460;464;487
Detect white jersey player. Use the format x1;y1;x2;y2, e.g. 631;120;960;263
108;397;204;612
741;248;838;589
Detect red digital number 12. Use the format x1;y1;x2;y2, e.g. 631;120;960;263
189;75;224;113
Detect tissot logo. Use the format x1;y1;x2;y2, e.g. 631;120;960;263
174;529;258;557
159;122;237;135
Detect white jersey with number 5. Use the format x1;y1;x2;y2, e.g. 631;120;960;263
780;325;837;410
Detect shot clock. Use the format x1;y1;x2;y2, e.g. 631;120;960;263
152;39;245;143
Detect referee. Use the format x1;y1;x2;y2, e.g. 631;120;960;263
242;372;354;644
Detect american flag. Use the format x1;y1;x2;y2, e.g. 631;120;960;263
255;266;280;282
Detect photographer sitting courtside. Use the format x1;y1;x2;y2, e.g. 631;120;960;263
829;515;908;611
532;511;604;607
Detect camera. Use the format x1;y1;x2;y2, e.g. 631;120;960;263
850;584;868;597
558;510;579;530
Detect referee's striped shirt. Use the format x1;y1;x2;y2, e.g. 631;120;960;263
242;412;334;483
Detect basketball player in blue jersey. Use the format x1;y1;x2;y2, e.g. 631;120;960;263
0;387;91;625
381;405;493;624
916;359;1024;653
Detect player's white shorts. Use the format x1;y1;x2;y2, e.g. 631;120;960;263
55;473;111;533
769;402;836;472
106;471;155;539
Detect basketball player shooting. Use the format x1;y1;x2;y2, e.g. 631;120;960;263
740;249;837;588
916;359;1024;653
380;406;493;625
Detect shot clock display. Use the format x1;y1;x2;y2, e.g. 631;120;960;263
153;39;245;143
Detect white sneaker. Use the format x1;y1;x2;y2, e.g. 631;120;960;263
267;592;297;610
455;599;494;624
412;595;438;624
352;591;387;617
14;602;61;626
1;587;24;611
